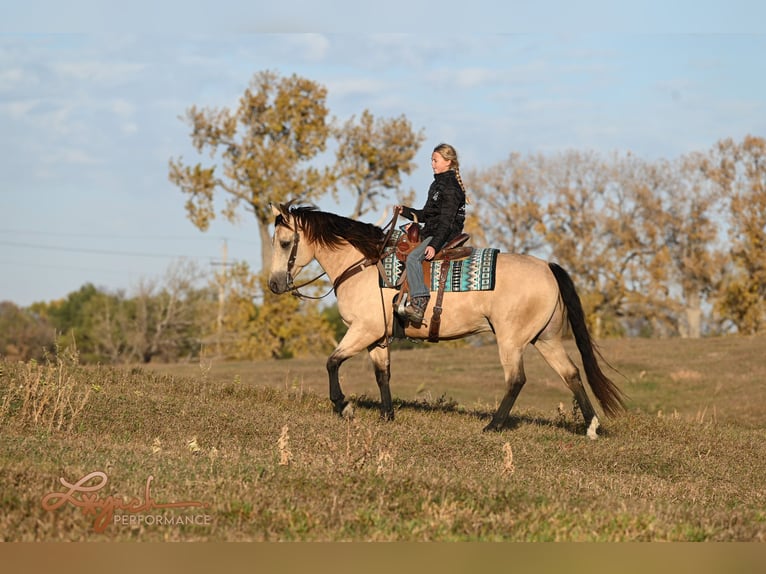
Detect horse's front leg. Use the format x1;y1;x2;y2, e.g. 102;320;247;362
368;344;394;421
326;324;388;420
326;349;353;419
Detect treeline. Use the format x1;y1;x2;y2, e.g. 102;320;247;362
463;135;766;339
164;69;764;342
3;134;764;363
1;261;340;364
3;69;764;363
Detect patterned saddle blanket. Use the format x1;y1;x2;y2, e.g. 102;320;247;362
379;242;499;292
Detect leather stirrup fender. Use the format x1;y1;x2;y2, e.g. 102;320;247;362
428;259;451;342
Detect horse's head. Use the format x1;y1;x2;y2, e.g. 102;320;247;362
268;203;316;294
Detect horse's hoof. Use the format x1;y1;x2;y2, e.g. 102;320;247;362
341;403;355;420
380;410;395;422
482;422;502;433
586;416;600;440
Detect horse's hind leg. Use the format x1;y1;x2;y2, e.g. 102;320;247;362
368;344;394;421
484;346;526;432
534;338;600;439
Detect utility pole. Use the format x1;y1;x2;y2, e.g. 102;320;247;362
210;239;234;358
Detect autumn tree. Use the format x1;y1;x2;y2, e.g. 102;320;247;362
540;150;656;337
713;135;766;334
466;148;734;338
32;283;106;362
121;261;213;363
584;153;669;337
334;109;425;219
462;152;547;253
218;262;335;359
169;70;334;272
82;261;215;364
0;302;55;361
646;152;727;338
169;71;433;359
82;289;129;363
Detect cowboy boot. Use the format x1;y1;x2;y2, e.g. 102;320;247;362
403;295;429;324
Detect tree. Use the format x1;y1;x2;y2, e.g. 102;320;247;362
31;263;215;364
462;152;547;253
648;152;726;337
540;151;646;337
169;72;432;359
605;154;681;337
334;109;425;219
81;289;128;363
218;262;335;359
0;302;55;361
115;261;214;363
713;135;766;334
169;70;334;273
33;283;105;362
465;148;731;338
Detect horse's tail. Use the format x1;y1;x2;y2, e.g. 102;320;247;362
548;262;627;417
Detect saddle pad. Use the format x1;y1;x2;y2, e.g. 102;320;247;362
379;246;499;292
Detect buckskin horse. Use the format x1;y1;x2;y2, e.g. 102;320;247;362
268;203;626;438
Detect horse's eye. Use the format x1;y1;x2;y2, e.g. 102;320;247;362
280;239;292;249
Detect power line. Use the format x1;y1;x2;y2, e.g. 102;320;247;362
0;239;215;260
0;228;260;245
0;228;209;240
0;258;141;275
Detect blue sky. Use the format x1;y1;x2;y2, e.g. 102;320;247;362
2;3;765;306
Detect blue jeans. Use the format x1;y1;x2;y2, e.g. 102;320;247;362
405;237;432;299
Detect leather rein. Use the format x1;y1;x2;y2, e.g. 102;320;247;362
282;208;400;300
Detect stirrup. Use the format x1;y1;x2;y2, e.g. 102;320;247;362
403;304;425;323
396;293;411;318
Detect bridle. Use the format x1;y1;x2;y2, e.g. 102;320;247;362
278;207;401;301
281;226;330;299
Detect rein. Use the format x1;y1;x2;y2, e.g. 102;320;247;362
283;227;330;300
283;207;401;301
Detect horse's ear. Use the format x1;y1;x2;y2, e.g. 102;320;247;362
271;203;291;224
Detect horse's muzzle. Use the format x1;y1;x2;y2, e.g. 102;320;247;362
268;273;289;294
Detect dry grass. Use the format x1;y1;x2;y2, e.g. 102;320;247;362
0;345;92;433
1;335;765;541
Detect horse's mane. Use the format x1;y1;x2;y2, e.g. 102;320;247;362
276;204;385;260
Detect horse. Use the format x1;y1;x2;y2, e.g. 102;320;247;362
268;203;626;438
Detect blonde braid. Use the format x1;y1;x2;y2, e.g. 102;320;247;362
453;166;470;204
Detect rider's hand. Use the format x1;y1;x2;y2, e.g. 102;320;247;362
424;246;436;260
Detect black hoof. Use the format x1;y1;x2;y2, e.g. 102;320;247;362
333;401;349;416
380;410;395;422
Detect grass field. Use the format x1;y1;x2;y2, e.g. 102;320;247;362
1;335;765;541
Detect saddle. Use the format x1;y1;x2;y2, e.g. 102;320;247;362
394;224;471;262
391;224;471;342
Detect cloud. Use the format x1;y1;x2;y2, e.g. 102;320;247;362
288;33;331;62
0;67;30;91
326;77;390;99
110;98;135;117
0;98;41;118
50;60;145;85
428;67;504;90
46;147;101;165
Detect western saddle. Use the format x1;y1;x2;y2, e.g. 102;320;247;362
390;223;471;341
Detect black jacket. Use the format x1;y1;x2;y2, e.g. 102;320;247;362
401;170;466;252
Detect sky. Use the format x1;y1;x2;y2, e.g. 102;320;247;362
2;2;766;306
